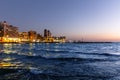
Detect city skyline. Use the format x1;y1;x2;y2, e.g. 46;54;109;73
0;0;120;41
0;21;66;43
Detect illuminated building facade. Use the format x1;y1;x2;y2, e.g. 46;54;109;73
19;32;29;42
0;21;20;42
28;30;37;42
37;34;43;42
0;21;66;43
53;36;66;43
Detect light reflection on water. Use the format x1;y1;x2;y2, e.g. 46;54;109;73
1;43;120;79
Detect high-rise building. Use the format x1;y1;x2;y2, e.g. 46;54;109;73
43;29;53;42
0;21;20;42
44;29;48;38
44;29;52;38
48;30;52;37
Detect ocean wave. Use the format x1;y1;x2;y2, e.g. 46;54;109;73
19;51;119;62
75;52;120;57
46;57;115;62
47;50;70;53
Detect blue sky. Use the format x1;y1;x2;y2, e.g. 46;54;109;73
0;0;120;41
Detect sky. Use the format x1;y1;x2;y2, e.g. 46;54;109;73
0;0;120;41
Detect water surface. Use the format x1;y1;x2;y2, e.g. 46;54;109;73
0;43;120;80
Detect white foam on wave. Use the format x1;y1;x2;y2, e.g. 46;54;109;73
108;52;120;55
29;67;43;74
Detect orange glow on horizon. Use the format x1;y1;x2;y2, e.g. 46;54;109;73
69;33;120;42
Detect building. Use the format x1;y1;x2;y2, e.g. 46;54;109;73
0;21;66;43
44;29;48;38
43;29;53;42
53;36;66;43
44;29;52;38
0;21;20;42
43;29;66;42
36;34;43;42
48;30;52;38
19;32;29;42
28;30;37;42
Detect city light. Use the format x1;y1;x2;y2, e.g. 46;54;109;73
0;21;66;43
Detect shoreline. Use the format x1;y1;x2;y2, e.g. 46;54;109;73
0;42;113;44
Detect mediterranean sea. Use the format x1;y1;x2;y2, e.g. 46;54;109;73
0;43;120;80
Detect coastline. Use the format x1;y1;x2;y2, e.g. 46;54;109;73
0;41;113;44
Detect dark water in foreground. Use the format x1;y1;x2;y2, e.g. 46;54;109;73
0;43;120;80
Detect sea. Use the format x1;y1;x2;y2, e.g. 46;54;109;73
0;42;120;80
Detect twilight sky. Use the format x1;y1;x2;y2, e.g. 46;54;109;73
0;0;120;41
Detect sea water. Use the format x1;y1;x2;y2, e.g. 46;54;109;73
0;43;120;80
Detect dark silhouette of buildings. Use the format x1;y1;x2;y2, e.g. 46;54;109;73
44;29;52;38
